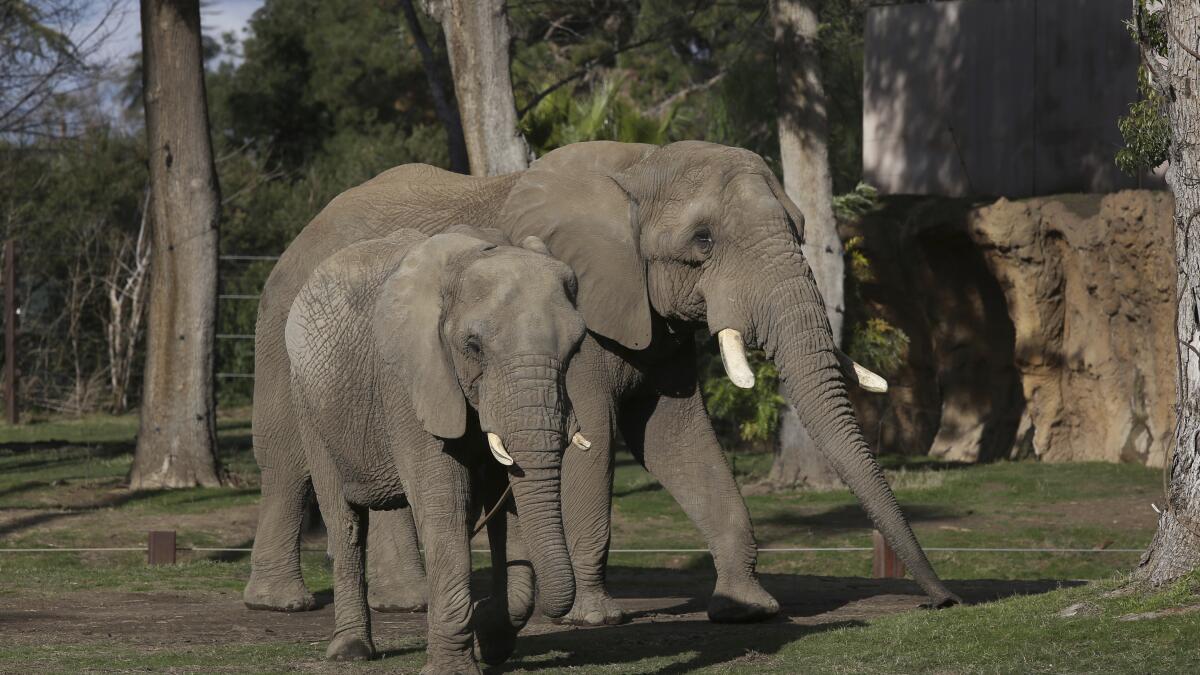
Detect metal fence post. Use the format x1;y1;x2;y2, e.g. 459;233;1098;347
4;239;16;425
147;531;177;565
872;529;906;578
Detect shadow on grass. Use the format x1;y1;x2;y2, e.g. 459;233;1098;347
505;619;859;673
0;484;259;538
489;569;1079;673
752;502;964;533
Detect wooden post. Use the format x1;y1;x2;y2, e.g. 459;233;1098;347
4;239;15;425
147;530;177;565
872;529;906;578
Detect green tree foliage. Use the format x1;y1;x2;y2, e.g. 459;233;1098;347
521;76;679;154
1116;1;1169;177
1116;68;1170;177
7;0;878;417
702;345;785;443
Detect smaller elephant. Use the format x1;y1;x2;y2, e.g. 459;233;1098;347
285;228;587;673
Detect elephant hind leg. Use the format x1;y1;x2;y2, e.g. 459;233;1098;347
243;451;316;612
244;342;316;612
366;505;428;612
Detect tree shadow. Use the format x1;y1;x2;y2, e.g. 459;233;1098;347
753;502;964;534
0;486;195;538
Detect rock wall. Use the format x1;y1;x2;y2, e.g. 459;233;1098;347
969;192;1176;466
843;191;1175;467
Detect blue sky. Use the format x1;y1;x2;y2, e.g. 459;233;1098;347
98;0;264;64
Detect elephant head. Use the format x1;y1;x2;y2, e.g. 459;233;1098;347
375;231;586;617
498;141;957;607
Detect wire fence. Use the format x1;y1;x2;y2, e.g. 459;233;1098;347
213;253;279;386
0;545;1148;555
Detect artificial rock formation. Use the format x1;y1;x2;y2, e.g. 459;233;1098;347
844;191;1174;467
970;192;1176;467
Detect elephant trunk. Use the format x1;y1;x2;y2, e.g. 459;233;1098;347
739;264;958;606
485;356;576;618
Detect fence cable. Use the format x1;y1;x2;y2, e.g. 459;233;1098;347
0;546;1146;554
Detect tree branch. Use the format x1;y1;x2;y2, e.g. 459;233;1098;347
648;72;725;117
400;0;469;173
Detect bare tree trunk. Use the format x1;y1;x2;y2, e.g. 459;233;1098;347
399;0;469;174
1135;0;1200;585
421;0;530;176
130;0;221;489
769;0;844;489
65;232;98;415
105;192;151;414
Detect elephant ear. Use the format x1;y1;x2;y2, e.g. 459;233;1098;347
375;233;494;439
498;141;656;351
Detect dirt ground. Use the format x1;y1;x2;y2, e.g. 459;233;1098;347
0;570;1070;672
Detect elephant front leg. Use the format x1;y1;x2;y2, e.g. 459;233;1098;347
366;505;428;612
556;435;625;626
473;502;534;666
409;455;480;675
622;383;779;623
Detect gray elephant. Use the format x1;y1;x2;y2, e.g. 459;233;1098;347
245;140;959;627
284;228;586;672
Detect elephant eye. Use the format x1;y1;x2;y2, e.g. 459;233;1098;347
693;228;713;255
464;335;482;357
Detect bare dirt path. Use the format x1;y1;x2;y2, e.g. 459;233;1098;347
0;571;1069;672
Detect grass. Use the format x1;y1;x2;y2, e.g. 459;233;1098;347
0;412;1193;673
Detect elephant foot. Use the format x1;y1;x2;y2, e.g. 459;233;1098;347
243;573;316;612
420;654;482;675
553;585;625;626
368;579;428;613
707;576;779;623
325;632;375;661
473;597;519;666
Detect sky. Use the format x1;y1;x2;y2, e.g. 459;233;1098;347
97;0;265;64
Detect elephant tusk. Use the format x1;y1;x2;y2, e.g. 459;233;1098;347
572;432;592;450
835;349;888;393
487;433;514;466
718;329;755;389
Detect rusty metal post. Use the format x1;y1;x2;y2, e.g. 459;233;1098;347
872;529;906;578
148;530;177;565
4;239;15;425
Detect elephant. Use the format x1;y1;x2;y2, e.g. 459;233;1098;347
284;227;587;671
244;140;960;627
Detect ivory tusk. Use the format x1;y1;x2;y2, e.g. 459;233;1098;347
835;350;888;393
718;329;755;389
487;433;514;466
572;432;592;450
851;362;888;393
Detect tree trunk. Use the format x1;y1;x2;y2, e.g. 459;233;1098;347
769;0;844;489
399;0;470;174
1136;0;1200;585
422;0;530;176
130;0;222;489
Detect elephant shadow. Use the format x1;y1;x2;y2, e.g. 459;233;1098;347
489;568;1079;672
